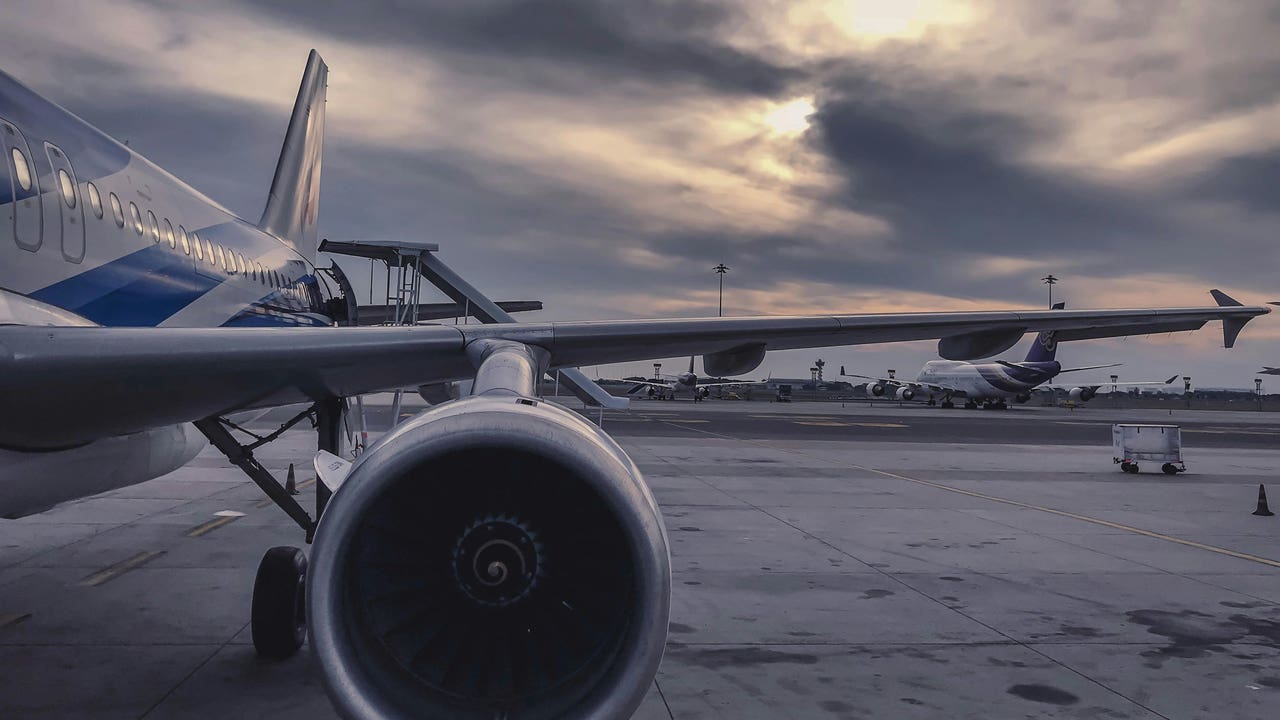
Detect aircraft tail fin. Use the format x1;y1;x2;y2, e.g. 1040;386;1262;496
259;50;327;262
1023;301;1065;362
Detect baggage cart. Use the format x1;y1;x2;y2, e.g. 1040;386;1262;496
1112;424;1184;475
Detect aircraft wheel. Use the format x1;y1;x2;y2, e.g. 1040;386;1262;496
252;546;308;660
963;401;978;410
941;401;954;409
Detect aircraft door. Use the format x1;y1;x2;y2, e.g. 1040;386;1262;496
45;144;85;263
0;117;42;252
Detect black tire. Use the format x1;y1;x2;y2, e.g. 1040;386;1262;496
252;546;308;660
1161;463;1179;475
1122;462;1139;474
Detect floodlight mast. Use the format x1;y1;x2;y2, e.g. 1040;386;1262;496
713;263;730;317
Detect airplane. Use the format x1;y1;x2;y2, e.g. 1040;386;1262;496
1261;367;1280;375
841;303;1183;409
0;50;1269;720
619;356;751;400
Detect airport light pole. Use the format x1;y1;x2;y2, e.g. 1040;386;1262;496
1041;274;1058;309
1256;378;1264;411
713;263;730;317
1183;376;1192;410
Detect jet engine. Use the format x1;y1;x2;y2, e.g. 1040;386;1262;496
308;396;671;720
864;382;886;397
1069;387;1097;402
895;387;915;401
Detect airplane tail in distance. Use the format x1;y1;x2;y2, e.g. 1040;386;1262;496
1024;301;1065;363
259;50;327;262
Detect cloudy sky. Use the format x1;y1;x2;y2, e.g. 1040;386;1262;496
2;0;1278;386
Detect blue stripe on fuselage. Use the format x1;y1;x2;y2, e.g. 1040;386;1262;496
31;243;219;326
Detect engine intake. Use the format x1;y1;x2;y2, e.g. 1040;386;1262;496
895;387;915;401
1069;387;1097;402
308;397;670;719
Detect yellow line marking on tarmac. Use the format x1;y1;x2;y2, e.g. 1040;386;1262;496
794;421;852;427
862;466;1280;569
1183;429;1280;436
187;515;239;537
0;612;32;629
80;551;165;586
666;419;710;424
656;418;1280;570
852;422;909;429
254;476;317;507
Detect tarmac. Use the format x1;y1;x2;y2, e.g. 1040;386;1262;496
2;396;1278;719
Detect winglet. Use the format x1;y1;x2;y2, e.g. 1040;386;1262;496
1210;289;1243;307
840;365;847;376
1164;375;1178;384
1211;289;1254;348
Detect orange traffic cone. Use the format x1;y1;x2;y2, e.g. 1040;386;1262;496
1252;484;1273;517
285;463;299;495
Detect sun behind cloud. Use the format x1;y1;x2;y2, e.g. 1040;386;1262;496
763;97;815;136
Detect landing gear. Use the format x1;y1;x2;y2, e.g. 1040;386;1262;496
940;399;955;409
195;397;346;661
252;546;308;660
963;400;978;410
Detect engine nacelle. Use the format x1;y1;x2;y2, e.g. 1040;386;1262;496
308;396;671;720
895;387;915;401
1069;387;1097;402
864;382;886;397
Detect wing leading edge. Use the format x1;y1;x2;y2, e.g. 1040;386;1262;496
0;300;1266;448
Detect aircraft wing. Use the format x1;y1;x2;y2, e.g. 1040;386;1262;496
0;298;1266;447
1044;375;1181;391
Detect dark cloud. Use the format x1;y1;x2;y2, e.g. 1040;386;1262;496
234;0;803;96
1185;151;1280;215
813;92;1166;254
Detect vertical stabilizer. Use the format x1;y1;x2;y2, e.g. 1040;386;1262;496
259;50;327;261
1023;301;1065;362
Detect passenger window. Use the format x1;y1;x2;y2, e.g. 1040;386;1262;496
179;225;192;256
109;193;125;228
237;253;246;275
10;147;32;191
216;245;227;271
129;202;143;235
57;169;76;208
205;238;215;265
162;219;176;249
86;182;103;218
256;263;264;283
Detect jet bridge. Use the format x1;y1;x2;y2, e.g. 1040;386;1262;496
319;238;629;410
